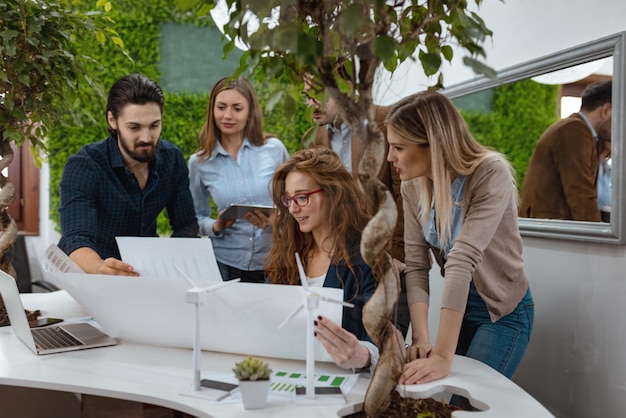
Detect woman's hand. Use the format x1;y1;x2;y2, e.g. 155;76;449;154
406;341;433;362
399;352;453;385
213;210;236;234
245;209;273;229
314;315;370;369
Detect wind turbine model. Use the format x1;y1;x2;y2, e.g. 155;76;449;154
177;266;241;401
278;253;354;405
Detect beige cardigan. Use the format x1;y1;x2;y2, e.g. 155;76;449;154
403;156;530;322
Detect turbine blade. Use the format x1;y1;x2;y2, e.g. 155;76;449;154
295;252;310;291
320;295;355;309
278;303;304;329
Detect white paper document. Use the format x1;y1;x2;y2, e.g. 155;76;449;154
52;273;343;362
48;237;344;362
42;244;84;274
115;237;222;285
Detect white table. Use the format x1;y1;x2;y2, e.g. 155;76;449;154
0;291;553;417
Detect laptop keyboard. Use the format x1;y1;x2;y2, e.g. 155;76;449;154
33;326;84;350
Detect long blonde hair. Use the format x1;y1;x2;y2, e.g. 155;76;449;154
387;91;515;250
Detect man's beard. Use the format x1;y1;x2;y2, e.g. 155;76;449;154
118;132;158;163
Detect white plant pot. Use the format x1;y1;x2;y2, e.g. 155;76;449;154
239;379;271;410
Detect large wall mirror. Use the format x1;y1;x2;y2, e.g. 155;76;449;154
442;32;626;244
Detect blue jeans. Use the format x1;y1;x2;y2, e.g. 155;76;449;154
456;281;534;378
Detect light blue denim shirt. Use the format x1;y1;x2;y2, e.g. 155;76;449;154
579;111;611;212
598;158;611;211
188;137;289;271
424;176;467;257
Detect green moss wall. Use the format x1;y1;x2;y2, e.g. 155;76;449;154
457;79;560;188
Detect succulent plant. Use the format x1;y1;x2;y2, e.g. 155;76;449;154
233;355;272;381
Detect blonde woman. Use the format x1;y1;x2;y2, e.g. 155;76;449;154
386;91;534;385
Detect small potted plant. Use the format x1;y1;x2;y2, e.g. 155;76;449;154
233;355;272;410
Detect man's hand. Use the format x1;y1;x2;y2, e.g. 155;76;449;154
70;247;138;276
98;257;138;276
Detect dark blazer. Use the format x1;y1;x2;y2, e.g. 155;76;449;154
302;105;404;262
324;253;377;343
519;113;601;221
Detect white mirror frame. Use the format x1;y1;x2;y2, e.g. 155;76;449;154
442;31;626;244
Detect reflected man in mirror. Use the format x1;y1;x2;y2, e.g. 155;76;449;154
519;80;612;221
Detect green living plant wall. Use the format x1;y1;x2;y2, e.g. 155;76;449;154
47;0;307;236
460;79;560;189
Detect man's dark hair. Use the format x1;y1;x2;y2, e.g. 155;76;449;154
105;74;164;135
581;79;612;111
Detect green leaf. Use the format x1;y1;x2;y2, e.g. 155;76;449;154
272;24;298;52
302;123;319;148
373;35;395;61
197;3;214;17
18;74;30;87
340;4;367;36
4;42;16;57
266;90;283;112
283;94;297;120
111;36;125;48
176;0;201;12
442;45;454;62
1;29;18;43
223;38;235;58
4;97;14;112
383;56;398;73
419;50;442;76
94;30;106;44
462;56;497;79
3;128;22;143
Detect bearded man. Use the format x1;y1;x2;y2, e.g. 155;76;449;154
58;74;198;275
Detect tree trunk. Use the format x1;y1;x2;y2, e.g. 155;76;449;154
354;124;405;417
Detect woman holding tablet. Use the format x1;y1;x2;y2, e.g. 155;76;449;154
189;77;289;283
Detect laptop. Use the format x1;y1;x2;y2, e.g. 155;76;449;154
0;270;118;355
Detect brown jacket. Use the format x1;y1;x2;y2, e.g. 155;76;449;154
302;105;405;262
519;113;601;221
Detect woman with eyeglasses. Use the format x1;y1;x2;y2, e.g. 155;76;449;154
189;77;289;283
265;147;379;370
